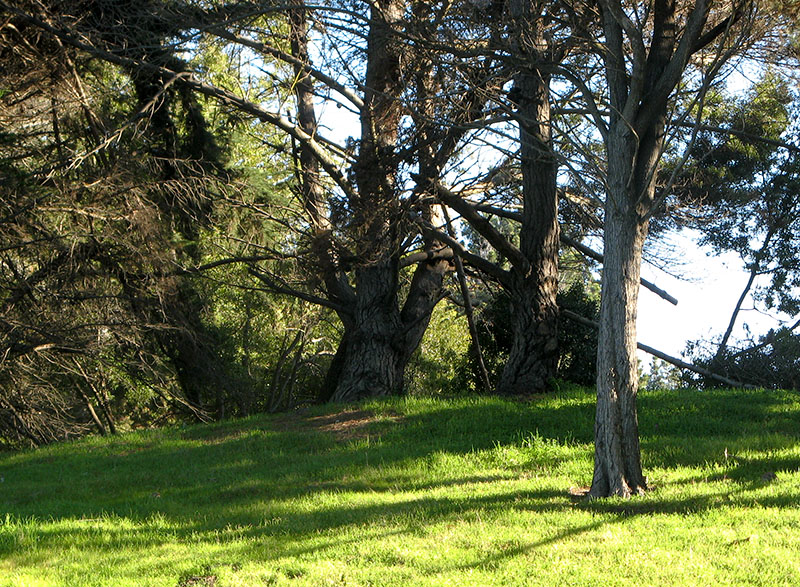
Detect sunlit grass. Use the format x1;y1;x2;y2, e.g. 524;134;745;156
2;387;800;585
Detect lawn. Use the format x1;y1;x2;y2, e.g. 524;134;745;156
2;386;800;586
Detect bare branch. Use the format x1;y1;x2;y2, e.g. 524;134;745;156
5;4;359;203
248;267;349;314
433;182;531;276
208;27;364;110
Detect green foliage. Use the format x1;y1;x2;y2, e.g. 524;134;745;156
202;265;336;414
405;303;471;396
556;282;600;386
463;290;514;391
465;281;600;389
669;73;800;315
3;389;800;585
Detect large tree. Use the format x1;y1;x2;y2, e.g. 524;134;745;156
0;0;237;441
276;1;487;402
584;0;756;497
424;0;576;396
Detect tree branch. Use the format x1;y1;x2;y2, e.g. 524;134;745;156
561;309;755;388
399;247;454;268
208;27;364;110
248;268;349;314
418;224;511;284
5;5;359;203
457;203;679;305
432;182;531;276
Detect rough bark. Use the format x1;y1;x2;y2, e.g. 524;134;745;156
589;97;656;497
326;0;408;403
584;0;734;498
590;183;649;497
328;249;450;403
499;273;559;395
289;1;427;403
331;260;402;402
497;6;560;395
328;0;456;402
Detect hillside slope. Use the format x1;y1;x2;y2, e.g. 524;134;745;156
2;388;800;586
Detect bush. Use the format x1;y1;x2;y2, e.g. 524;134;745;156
686;327;800;391
405;303;472;396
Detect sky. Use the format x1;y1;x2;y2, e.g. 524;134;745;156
636;229;790;364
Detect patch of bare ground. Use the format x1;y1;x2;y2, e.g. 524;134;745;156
273;408;403;442
568;486;590;499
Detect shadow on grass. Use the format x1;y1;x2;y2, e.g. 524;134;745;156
2;387;800;577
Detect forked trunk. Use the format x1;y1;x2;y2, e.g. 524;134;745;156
329;254;450;403
587;0;735;498
330;261;401;402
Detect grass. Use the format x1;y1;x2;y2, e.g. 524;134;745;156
2;386;800;586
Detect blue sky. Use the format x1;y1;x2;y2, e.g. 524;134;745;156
637;229;792;363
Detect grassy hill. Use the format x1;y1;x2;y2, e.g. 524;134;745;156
2;386;800;586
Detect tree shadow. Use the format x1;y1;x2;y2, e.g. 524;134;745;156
2;387;800;580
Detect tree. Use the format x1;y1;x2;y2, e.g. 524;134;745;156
0;0;218;442
688;76;799;362
583;0;756;497
495;0;562;395
0;0;318;443
427;0;579;396
668;74;800;387
276;0;463;402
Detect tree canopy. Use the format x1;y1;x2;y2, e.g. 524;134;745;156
2;0;799;499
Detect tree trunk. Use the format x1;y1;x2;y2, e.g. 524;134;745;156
589;128;650;498
498;275;559;395
497;58;560;395
397;256;452;376
331;260;402;402
329;252;449;403
586;0;735;498
329;0;447;403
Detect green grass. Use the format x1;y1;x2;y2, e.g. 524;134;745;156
2;386;800;586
